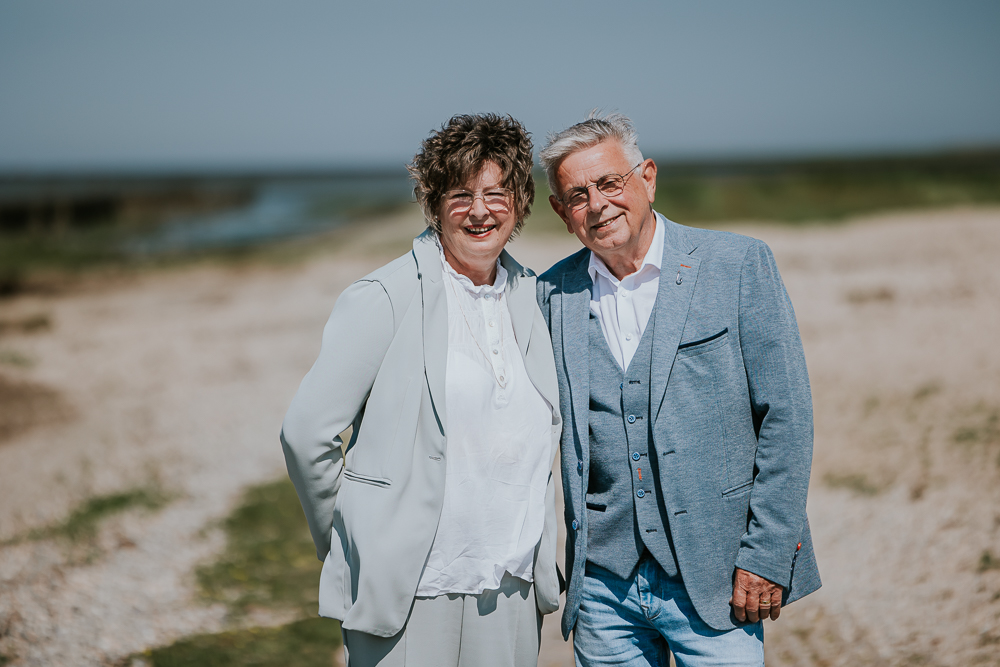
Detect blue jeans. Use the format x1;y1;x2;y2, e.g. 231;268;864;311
574;557;764;667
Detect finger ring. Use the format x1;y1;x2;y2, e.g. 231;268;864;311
759;600;771;607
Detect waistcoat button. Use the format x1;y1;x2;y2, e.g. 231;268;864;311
636;489;645;498
627;415;636;424
632;451;641;461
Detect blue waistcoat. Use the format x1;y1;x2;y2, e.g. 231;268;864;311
586;312;679;580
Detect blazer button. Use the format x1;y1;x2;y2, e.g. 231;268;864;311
631;451;641;461
577;461;583;474
627;415;636;424
571;520;579;530
636;489;645;498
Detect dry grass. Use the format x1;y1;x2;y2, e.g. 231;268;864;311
0;374;73;443
822;472;883;496
844;286;896;304
0;314;50;336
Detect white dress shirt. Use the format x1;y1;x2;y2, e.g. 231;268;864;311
415;239;553;596
588;215;665;371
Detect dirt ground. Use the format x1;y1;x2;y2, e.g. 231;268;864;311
1;207;999;666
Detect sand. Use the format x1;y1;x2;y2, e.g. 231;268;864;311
0;207;998;666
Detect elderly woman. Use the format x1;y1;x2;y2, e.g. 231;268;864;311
280;114;561;667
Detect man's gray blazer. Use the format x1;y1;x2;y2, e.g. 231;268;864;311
537;213;821;639
281;230;563;638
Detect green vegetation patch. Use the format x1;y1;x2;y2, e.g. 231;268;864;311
195;478;322;617
823;472;883;496
0;313;51;335
28;486;172;543
134;477;341;664
978;550;1000;573
912;382;942;401
0;350;33;367
651;152;1000;224
0;229;126;280
953;409;1000;446
130;617;341;667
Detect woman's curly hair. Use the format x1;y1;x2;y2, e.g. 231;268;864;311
408;114;534;237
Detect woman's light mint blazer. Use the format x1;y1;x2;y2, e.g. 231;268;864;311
280;229;563;638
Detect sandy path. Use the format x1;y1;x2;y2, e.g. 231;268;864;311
1;208;998;666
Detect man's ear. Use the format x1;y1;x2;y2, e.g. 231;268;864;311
641;158;657;204
549;194;574;234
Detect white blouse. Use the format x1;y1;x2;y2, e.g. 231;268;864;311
415;240;553;597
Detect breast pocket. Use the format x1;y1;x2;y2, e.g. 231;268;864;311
676;327;729;358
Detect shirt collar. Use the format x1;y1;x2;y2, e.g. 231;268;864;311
434;232;507;297
587;214;664;287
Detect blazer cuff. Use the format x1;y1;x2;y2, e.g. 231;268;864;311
734;549;793;590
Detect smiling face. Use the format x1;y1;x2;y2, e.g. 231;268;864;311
437;161;518;285
550;140;658;279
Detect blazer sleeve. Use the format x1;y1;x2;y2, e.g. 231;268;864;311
733;240;814;588
280;278;395;560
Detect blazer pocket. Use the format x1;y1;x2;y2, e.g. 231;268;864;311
343;470;392;488
721;478;753;498
677;327;729;357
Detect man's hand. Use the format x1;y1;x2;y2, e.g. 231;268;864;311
731;568;783;623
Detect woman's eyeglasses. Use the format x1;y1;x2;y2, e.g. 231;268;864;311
558;163;642;211
443;188;513;215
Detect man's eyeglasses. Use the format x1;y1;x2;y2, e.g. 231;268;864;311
558;163;643;211
443;188;513;215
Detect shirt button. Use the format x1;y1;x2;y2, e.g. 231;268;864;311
627;415;636;424
492;349;499;355
489;320;495;327
632;452;641;461
625;333;632;341
571;520;579;530
636;489;645;498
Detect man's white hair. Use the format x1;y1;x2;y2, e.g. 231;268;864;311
538;110;644;197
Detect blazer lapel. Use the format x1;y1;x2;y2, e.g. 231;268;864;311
413;231;448;433
500;249;532;359
651;214;701;421
561;257;593;455
501;250;560;420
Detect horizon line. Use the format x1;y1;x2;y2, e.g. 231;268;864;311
2;143;1000;181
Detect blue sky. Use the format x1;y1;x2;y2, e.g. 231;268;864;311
1;0;998;171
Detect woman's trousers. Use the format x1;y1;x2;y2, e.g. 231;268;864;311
342;573;541;667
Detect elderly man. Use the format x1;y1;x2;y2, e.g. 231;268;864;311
536;113;821;666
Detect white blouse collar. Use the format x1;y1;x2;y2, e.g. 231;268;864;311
434;232;507;297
